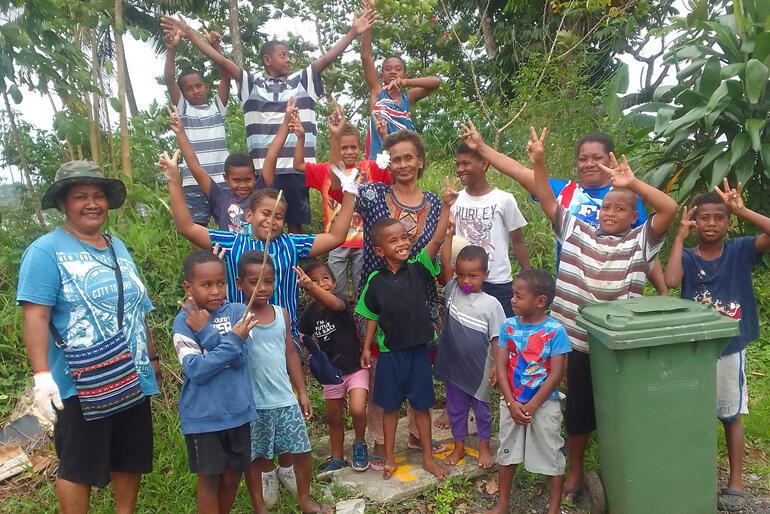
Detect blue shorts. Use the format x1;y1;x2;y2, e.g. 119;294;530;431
273;174;310;226
250;404;311;460
373;344;435;412
183;184;211;225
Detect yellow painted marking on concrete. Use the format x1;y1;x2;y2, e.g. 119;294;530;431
464;446;480;458
392;464;417;482
394;456;406;463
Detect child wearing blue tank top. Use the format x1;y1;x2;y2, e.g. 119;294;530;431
236;250;330;514
361;0;440;158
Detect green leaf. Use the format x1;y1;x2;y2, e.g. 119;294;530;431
645;162;678;188
746;118;765;151
654;105;676;135
754;32;770;64
720;63;745;79
653;85;676;101
703;21;742;60
729;133;750;165
663;107;706;137
734;150;756;185
694;142;727;173
7;83;22;104
105;60;113;75
110;97;122;113
705;81;729;112
676;89;708;108
676;58;707;80
709;151;732;188
679;162;703;197
744;58;769;103
760;143;770;174
699;56;722;96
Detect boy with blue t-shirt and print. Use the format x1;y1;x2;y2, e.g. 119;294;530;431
172;251;259;513
235;251;330;514
490;269;571;514
356;176;457;481
664;180;770;512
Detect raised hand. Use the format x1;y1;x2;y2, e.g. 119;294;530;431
166;105;184;134
163;29;181;49
526;126;547;167
232;311;259;340
293;265;313;290
676;205;698;240
442;175;461;207
372;111;387;140
178;296;210;332
598;152;637;189
202;28;222;51
212;243;226;260
286;97;304;137
159;149;181;183
459;120;484;152
160;15;189;39
386;77;406;95
352;7;377;35
714;177;744;214
327;98;346;138
331;162;360;196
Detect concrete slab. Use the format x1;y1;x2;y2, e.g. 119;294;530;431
314;411;498;504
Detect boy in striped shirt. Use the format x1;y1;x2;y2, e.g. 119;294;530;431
526;126;677;503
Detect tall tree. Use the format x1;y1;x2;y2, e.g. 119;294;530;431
114;0;133;182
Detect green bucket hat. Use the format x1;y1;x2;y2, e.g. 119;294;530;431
41;161;127;210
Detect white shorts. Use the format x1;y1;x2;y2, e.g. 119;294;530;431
717;350;748;420
497;399;565;476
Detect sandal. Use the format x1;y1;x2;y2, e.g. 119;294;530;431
370;454;385;471
718;488;747;512
561;485;583;508
407;439;447;454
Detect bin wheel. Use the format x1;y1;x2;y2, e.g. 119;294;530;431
585;471;607;514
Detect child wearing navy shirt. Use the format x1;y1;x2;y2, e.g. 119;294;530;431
664;181;770;511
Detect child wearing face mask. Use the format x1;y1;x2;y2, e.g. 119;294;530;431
433;236;506;470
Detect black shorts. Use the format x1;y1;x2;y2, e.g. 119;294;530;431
273;174;311;226
183;184;212;225
373;344;435;412
185;423;252;475
54;396;153;488
565;350;596;435
482;281;514;318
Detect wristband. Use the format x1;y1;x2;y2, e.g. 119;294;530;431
505;400;512;408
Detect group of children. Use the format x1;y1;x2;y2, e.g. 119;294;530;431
154;4;769;514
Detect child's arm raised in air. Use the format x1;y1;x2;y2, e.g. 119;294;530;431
262;97;297;188
460;120;536;194
283;308;313;419
314;8;377;73
425;176;460;261
290;108;306;173
360;2;381;106
401;76;441;105
163;30;182;106
293;266;346;311
715;178;770;253
597;153;678;238
527;127;558;223
167;105;212;196
159;150;212;250
203;29;230;105
438;218;456;284
160;16;241;80
327;100;346;191
663;205;697;288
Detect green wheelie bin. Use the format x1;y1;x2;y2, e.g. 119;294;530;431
575;296;740;514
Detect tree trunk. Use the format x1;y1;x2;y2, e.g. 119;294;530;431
228;0;244;67
2;89;46;228
480;7;496;58
99;72;118;176
114;0;132;182
89;28;103;166
121;47;139;117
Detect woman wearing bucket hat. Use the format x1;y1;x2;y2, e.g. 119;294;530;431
16;161;161;512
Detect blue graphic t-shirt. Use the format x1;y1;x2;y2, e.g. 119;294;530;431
681;236;762;355
16;228;158;400
546;178;648;267
498;316;571;403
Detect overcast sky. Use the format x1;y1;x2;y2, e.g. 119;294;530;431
2;8;681;183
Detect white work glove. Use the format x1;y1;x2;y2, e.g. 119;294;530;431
330;162;360;196
33;372;63;423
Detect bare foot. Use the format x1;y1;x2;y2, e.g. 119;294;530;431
422;456;450;479
444;442;465;465
382;461;397;479
434;409;450;429
299;500;332;513
477;441;494;469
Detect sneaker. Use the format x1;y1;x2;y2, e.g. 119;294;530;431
317;458;348;479
276;465;298;497
261;469;279;509
352;441;370;471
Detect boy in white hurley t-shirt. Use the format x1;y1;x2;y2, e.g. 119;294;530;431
451;142;531;317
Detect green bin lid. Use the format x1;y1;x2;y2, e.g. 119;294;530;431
575;296;739;349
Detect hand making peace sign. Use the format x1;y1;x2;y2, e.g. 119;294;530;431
177;296;211;332
597;152;638;189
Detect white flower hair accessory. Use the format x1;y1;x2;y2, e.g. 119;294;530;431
375;150;390;169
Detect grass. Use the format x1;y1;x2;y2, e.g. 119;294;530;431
1;159;769;512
